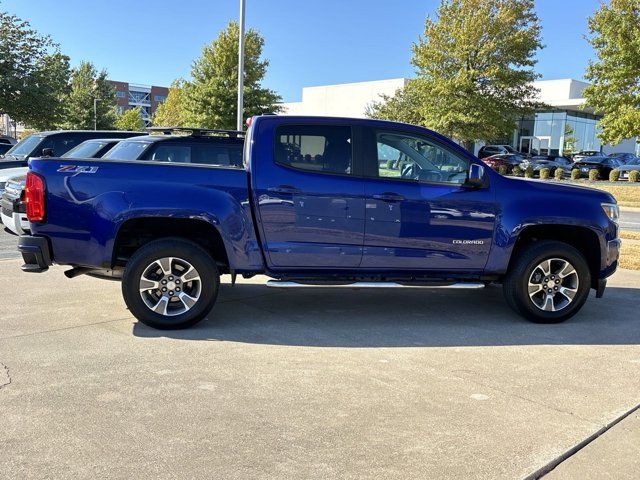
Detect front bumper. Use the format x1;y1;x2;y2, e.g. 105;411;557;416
17;235;52;272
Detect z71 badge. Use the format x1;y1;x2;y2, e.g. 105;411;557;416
57;165;99;174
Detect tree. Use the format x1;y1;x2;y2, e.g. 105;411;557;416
583;0;640;146
368;0;543;151
562;123;577;156
62;61;117;130
0;11;70;129
183;21;281;129
115;107;144;131
366;81;422;125
151;79;188;127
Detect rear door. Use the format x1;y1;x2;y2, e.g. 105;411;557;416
361;127;496;271
252;122;365;268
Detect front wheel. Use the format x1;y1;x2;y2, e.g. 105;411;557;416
503;240;591;323
122;238;219;329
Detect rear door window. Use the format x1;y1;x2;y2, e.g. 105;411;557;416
274;125;352;175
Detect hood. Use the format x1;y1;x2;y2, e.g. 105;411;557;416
618;164;640;171
0;166;28;182
501;175;615;204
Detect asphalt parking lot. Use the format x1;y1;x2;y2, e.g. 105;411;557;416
1;227;639;479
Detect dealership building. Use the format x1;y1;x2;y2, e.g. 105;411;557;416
281;78;638;156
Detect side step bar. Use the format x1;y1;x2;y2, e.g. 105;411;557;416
266;281;485;289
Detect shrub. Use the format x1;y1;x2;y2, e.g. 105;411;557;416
554;167;564;180
588;169;600;181
609;169;620;182
571;168;580;180
539;168;551;180
512;165;523;177
630;170;640;183
386;159;395;170
498;164;509;176
524;166;535;178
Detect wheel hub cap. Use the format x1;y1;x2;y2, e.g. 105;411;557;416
527;258;579;312
138;257;202;317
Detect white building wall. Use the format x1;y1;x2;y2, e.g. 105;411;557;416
281;78;407;118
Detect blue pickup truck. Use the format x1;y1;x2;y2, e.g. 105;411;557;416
18;116;620;329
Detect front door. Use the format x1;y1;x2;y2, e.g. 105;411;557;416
361;129;496;271
253;124;365;269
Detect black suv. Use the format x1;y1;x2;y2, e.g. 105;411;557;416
102;127;244;167
0;130;144;170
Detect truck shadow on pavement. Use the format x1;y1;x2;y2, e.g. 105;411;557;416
132;283;640;347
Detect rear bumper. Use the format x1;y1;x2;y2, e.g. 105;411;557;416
17;235;52;272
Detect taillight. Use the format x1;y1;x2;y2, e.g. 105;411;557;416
25;172;45;222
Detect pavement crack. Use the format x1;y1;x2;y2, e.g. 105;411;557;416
0;363;11;390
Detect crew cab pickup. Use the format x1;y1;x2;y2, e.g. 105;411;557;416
18;116;621;329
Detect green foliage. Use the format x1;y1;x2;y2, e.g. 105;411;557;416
62;61;116;130
584;0;640;145
609;169;620;182
512;165;523;177
368;0;543;147
183;21;282;129
0;10;70;129
588;169;600;181
115;107;144;131
366;81;422;125
539;168;551;179
498;164;509;175
629;170;640;183
151;79;188;127
524;166;535;178
571;168;580;180
554;167;564;180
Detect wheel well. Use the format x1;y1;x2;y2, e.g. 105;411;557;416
509;225;601;288
113;218;230;273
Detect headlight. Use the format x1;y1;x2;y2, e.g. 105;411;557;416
601;203;619;223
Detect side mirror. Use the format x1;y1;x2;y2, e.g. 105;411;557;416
465;163;486;188
41;148;54;157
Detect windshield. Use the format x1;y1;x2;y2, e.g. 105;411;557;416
102;141;151;160
503;145;518;154
2;135;44;159
582;157;607;164
62;141;110;159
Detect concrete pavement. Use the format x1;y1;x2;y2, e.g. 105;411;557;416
619;209;640;232
1;257;639;479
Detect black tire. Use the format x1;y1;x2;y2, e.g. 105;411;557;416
122;237;219;329
503;240;591;323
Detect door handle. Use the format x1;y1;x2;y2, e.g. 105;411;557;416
372;192;405;202
268;185;301;195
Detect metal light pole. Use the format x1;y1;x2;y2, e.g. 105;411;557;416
236;0;246;131
93;98;99;130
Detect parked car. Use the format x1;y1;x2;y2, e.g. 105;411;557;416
522;155;574;176
18;116;620;329
101;128;244;166
0;144;12;156
608;152;639;165
617;163;640;181
0;130;144;170
481;153;526;173
477;144;520;159
0;175;28;234
572;150;602;162
0;135;17;146
0;166;29;196
1;138;126;235
573;156;622;179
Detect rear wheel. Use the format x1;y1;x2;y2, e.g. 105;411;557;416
503;241;591;323
122;238;219;329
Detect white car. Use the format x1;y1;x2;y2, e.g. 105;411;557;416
0;166;28;196
0;174;28;235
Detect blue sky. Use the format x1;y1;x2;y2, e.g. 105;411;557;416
4;0;599;101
